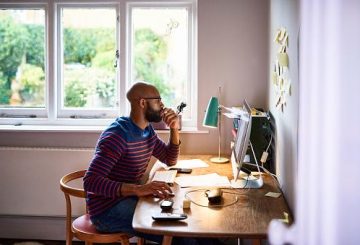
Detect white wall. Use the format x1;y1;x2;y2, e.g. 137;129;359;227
0;0;270;239
269;0;299;211
269;1;360;244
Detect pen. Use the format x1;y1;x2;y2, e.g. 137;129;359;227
176;102;187;115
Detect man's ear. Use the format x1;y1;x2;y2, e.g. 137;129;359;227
139;99;146;109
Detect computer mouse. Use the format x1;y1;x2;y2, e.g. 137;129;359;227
205;188;223;204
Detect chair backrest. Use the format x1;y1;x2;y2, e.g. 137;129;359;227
60;170;87;244
60;170;87;198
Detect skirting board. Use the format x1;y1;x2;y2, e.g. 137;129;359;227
0;215;66;240
0;215;138;243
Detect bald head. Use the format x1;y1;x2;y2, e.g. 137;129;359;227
126;82;159;104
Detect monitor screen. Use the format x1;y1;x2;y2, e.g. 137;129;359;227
232;100;252;182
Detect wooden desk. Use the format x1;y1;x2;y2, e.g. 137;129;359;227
133;155;292;245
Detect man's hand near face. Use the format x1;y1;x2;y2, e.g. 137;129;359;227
161;108;180;129
160;107;180;147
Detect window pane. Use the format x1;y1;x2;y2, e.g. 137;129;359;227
61;8;117;109
0;9;45;108
131;8;190;118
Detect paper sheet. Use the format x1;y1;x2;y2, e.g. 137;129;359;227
265;192;282;198
223;112;240;119
222;106;247;119
165;159;209;169
175;173;231;188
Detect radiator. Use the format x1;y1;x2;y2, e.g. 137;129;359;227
0;146;95;217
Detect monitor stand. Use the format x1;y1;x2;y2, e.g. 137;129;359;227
230;175;263;188
230;141;264;189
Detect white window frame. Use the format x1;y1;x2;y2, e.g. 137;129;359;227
55;2;120;120
126;1;198;128
0;0;197;128
0;3;49;119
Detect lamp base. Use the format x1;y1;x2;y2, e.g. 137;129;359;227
210;157;229;163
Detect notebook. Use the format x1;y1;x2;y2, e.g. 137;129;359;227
152;170;177;184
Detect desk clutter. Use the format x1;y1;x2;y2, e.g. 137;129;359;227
184;188;241;208
152;213;187;221
133;155;293;242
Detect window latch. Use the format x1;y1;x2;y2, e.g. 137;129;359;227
0;113;37;118
114;50;120;68
69;115;104;119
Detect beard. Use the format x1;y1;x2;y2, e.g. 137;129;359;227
145;102;162;122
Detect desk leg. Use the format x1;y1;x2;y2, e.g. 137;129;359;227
162;235;173;245
251;239;261;245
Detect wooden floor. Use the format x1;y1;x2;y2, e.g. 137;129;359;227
0;239;150;245
0;238;265;245
0;240;83;245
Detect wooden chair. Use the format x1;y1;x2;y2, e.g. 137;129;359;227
60;170;144;245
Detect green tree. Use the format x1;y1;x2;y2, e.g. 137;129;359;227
96;77;115;106
134;28;172;104
19;64;45;106
0;71;9;105
92;50;114;71
0;14;27;104
25;24;45;69
63;28;97;66
65;79;88;107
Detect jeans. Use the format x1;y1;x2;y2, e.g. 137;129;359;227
90;196;222;245
90;196;163;243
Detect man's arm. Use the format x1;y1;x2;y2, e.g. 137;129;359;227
118;181;173;199
152;108;180;166
169;128;179;145
163;107;180;145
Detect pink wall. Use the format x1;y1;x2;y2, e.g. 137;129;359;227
185;0;269;154
0;0;270;156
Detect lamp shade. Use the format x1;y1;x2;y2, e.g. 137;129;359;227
203;96;219;128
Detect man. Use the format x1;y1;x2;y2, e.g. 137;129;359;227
83;82;180;243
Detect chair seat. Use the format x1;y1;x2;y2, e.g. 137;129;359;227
72;214;130;243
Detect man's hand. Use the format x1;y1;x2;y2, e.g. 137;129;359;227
135;181;174;199
161;108;179;129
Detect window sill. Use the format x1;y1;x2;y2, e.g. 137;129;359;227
0;124;208;134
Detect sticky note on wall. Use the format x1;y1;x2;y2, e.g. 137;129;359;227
271;72;278;84
277;52;289;67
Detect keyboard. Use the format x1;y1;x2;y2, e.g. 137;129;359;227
152;170;178;184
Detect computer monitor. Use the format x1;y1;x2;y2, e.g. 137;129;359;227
230;100;263;189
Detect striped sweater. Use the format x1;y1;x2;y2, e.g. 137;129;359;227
83;116;179;217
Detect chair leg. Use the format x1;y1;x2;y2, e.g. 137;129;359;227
162;236;173;245
119;236;130;245
137;237;145;245
66;232;73;245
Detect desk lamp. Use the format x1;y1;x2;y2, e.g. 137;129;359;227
203;88;229;163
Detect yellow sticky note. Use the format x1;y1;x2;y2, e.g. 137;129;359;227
284;33;289;46
271;72;278;84
279;77;284;87
265;192;282;198
274;30;281;42
277;52;289;67
278;212;290;224
278;29;286;42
